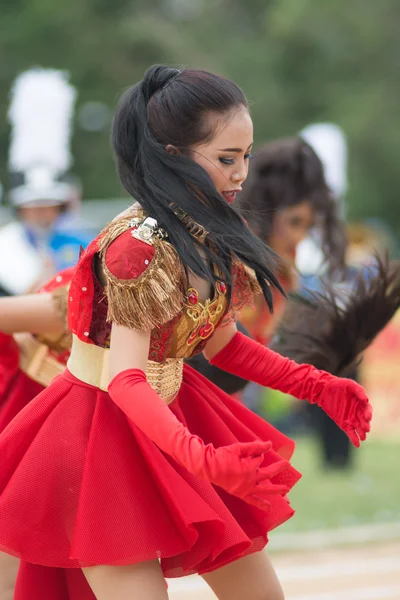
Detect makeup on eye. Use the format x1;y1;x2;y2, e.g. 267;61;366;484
218;151;254;165
288;216;315;230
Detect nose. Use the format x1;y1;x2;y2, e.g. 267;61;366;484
294;226;309;246
232;159;248;185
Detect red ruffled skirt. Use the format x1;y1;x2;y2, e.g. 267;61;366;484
0;364;301;597
0;370;44;433
0;333;44;433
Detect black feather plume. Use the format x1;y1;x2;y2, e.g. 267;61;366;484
270;255;400;376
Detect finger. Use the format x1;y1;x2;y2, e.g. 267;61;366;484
245;495;271;511
355;391;369;406
356;403;372;421
357;415;371;433
256;481;291;495
356;406;372;429
349;416;361;431
352;416;369;440
356;427;367;442
344;423;360;447
244;453;264;471
256;459;289;480
363;405;373;422
239;440;272;458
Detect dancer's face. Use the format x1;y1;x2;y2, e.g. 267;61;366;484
18;205;61;231
268;201;315;262
189;106;253;205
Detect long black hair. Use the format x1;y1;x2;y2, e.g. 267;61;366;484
239;137;348;275
111;64;282;309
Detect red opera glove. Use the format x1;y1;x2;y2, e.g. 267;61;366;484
211;333;372;447
108;368;290;509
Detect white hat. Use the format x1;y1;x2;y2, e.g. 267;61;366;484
7;68;77;207
297;123;348;275
300;123;348;202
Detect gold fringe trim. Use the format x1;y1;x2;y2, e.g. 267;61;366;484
99;212;187;331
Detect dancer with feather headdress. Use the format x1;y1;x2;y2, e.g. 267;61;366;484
0;68;91;296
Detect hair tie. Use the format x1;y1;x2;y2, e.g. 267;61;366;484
161;69;181;93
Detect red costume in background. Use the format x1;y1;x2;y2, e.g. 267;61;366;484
0;268;73;432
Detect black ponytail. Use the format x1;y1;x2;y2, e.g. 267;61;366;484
112;65;283;309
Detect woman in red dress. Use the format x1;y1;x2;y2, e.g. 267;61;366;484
0;268;73;599
0;65;371;600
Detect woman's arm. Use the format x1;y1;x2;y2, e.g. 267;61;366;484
202;320;238;361
188;321;250;394
210;332;372;447
0;293;66;336
107;322;287;509
109;322;149;378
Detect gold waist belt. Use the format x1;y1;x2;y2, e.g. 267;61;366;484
67;335;183;404
17;333;65;388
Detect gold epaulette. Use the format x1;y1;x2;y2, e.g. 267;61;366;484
98;211;187;331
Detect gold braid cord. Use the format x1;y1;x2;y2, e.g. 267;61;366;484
99;211;187;331
35;285;72;352
52;286;69;331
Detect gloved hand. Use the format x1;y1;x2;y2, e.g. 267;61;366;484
315;375;373;447
108;368;290;509
210;332;372;447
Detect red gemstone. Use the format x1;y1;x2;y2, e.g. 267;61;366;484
187;290;198;305
218;281;227;294
199;320;214;338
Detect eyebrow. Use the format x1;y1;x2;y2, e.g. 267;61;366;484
218;144;253;152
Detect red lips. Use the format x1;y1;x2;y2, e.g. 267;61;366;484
222;190;239;204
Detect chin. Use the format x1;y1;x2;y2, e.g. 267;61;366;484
281;251;296;264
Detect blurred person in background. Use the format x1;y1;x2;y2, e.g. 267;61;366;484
0;268;73;600
238;136;347;344
0;68;92;297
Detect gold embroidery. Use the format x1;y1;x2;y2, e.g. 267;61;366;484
184;287;224;345
171;204;208;242
33;285;72;352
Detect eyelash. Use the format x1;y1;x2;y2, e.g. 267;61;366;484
219;153;254;165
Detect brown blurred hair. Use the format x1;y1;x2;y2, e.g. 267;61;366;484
239;137;347;275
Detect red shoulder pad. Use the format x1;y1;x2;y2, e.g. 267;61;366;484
104;229;155;281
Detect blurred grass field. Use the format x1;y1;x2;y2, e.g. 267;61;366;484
278;436;400;533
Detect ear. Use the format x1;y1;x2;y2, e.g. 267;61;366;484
165;144;180;156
